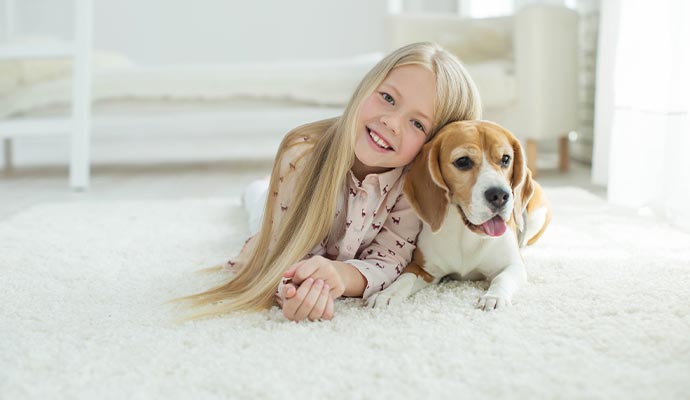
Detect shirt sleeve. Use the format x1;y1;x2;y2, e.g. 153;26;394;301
221;235;258;274
222;138;314;304
345;191;423;299
223;230;292;307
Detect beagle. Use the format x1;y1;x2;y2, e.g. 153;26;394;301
365;120;551;311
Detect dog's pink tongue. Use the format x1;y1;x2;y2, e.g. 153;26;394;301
480;216;507;237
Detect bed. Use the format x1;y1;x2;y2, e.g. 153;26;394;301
0;51;379;165
0;50;517;166
1;3;577;175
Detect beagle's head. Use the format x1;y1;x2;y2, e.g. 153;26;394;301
404;120;534;237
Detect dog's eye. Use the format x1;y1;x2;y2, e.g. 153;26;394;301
453;157;473;170
501;155;511;167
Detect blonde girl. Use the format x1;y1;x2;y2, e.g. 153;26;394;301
179;42;481;321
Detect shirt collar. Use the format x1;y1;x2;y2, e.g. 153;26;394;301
348;167;404;196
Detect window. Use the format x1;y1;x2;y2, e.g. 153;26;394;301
458;0;513;18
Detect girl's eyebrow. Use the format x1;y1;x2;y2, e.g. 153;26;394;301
380;83;401;97
417;110;432;124
381;83;432;123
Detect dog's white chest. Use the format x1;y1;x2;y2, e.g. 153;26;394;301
417;208;520;280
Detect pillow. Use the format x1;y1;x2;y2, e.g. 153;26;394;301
0;37;133;96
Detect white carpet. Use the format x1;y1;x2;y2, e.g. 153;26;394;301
1;187;689;400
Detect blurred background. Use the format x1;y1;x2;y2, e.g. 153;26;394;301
1;0;688;231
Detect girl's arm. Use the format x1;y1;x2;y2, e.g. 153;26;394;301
284;191;422;301
332;261;367;297
282;257;366;299
223;139;314;281
344;192;422;299
221;235;257;274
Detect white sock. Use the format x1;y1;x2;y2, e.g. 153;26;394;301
242;177;269;235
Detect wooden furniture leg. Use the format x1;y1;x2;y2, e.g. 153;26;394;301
526;138;538;178
558;135;570;172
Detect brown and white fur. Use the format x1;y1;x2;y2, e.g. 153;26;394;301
365;120;551;311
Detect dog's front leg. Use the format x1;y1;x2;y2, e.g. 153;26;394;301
365;262;440;308
478;262;526;311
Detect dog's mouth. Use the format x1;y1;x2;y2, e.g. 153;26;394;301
477;215;507;237
457;206;507;237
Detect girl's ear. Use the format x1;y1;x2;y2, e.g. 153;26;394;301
510;136;534;232
403;138;450;232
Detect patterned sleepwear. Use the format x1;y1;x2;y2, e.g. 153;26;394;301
225;135;422;301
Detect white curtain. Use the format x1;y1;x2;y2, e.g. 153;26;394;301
592;0;690;231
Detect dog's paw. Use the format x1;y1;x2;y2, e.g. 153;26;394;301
477;293;512;311
364;277;414;309
364;287;407;309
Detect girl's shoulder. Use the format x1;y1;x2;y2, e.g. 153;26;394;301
276;117;339;170
280;117;339;148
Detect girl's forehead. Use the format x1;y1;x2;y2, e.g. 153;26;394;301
381;65;436;117
384;64;435;85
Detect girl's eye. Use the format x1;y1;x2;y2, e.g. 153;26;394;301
381;92;395;105
412;120;426;132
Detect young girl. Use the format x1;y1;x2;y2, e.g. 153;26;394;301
180;42;482;321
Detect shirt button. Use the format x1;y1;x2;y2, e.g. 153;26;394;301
346;245;353;251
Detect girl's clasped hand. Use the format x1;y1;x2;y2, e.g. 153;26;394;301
280;257;340;321
281;255;369;321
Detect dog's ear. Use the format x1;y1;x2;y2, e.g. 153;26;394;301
403;137;450;232
510;136;535;232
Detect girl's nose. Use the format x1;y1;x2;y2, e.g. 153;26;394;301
381;114;400;135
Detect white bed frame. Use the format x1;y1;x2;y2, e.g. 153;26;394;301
0;0;92;190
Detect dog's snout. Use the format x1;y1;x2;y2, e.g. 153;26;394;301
485;187;510;210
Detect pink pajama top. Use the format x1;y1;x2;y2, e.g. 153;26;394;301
224;136;422;301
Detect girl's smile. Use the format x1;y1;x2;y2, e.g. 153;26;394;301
366;127;394;151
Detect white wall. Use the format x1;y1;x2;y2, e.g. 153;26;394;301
7;0;389;64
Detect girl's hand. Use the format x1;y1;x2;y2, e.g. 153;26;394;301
283;256;348;299
280;278;334;322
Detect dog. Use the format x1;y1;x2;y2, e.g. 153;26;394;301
365;120;551;311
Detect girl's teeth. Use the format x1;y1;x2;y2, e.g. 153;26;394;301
369;131;390;149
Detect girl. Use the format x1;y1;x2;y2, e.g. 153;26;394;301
179;42;481;321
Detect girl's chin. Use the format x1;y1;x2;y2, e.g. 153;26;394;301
352;157;393;178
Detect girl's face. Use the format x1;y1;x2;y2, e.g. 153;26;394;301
352;64;437;180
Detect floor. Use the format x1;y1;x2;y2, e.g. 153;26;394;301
0;158;603;222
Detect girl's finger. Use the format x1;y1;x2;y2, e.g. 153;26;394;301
283;260;305;277
282;278;314;320
293;279;323;321
322;295;335;320
282;283;297;300
290;261;321;285
308;284;331;321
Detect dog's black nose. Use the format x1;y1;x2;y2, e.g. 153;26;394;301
485;187;510;210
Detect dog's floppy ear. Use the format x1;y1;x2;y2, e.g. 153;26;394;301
403;137;450;232
510;136;535;232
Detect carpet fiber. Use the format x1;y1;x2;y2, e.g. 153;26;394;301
1;187;689;399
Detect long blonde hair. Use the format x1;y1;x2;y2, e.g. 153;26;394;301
178;42;482;318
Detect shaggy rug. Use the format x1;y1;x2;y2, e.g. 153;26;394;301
1;187;689;400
